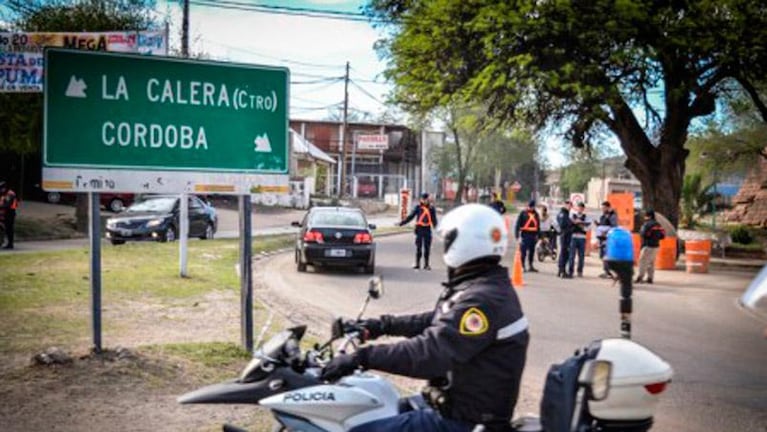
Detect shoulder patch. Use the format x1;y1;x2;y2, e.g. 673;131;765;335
459;307;489;336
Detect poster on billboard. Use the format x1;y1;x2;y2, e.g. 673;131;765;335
0;31;167;92
357;134;389;151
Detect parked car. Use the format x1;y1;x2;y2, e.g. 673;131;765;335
45;190;135;213
105;195;217;245
357;181;377;198
292;207;376;274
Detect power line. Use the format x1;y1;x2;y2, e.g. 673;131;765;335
349;79;387;105
292;76;345;85
189;0;381;23
201;38;344;70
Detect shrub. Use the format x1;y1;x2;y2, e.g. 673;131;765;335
729;225;754;245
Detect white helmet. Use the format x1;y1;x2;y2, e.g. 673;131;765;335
436;203;508;268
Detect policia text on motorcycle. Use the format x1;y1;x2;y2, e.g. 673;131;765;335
323;204;529;432
514;200;541;272
399;193;438;270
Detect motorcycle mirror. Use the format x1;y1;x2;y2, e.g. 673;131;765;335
368;276;384;299
579;360;612;402
331;317;345;340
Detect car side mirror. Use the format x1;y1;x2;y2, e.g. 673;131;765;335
291;221;301;227
368;224;377;230
579;360;612;401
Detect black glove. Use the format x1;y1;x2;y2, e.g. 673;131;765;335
321;350;367;381
356;318;387;341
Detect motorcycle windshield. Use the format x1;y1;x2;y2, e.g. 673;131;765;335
741;264;767;318
178;368;321;405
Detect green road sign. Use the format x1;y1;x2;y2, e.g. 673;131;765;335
44;48;289;173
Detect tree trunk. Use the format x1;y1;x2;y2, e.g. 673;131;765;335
624;138;688;229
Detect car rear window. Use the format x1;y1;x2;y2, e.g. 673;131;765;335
310;211;366;228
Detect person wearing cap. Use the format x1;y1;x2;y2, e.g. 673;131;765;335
597;201;619;278
0;180;18;249
488;192;506;215
555;200;574;278
568;202;592;277
514;199;541;272
399;192;438;270
635;209;665;284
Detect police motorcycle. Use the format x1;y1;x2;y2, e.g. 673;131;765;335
179;229;672;432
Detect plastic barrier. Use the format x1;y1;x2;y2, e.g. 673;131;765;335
685;239;712;274
655;237;677;270
631;233;642;266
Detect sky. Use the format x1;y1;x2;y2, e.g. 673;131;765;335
155;0;393;123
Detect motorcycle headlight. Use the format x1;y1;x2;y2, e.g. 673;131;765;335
146;218;165;227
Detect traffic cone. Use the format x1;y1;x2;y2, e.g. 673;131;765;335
512;248;524;289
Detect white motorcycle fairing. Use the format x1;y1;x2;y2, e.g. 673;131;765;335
260;372;401;432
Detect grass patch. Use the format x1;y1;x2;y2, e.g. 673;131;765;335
0;236;292;353
144;341;251;371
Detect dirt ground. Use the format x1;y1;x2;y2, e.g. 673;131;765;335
0;264;294;432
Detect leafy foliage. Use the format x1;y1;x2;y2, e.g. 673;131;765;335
729;225;754;245
0;0;158;155
367;0;767;227
680;174;715;229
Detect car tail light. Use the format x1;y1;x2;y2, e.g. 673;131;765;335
354;232;373;244
644;382;668;395
303;230;324;243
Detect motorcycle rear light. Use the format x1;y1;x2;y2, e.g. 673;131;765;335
303;230;324;243
644;382;668;395
354;232;373;244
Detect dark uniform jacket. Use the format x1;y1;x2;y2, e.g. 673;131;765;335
360;265;529;430
640;219;665;248
514;209;540;238
556;208;573;235
597;210;618;239
400;204;438;230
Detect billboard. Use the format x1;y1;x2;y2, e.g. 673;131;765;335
1;31;167;92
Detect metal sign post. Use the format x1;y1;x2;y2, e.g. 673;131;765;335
88;192;102;352
179;193;189;277
239;196;253;352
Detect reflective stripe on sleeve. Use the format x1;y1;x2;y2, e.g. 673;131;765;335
496;316;529;340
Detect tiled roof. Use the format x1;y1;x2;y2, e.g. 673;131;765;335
726;152;767;227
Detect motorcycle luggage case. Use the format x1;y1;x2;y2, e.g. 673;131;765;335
589;339;673;421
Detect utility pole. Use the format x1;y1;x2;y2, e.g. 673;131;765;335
181;0;190;58
340;61;350;197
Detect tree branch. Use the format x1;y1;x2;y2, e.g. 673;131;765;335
736;76;767;124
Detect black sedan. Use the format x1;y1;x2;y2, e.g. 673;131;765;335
105;195;217;245
292;207;376;274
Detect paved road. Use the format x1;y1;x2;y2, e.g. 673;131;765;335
259;233;767;432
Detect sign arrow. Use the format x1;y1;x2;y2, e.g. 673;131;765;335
254;133;272;152
65;75;87;98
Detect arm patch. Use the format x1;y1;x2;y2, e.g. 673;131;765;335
459;307;489;336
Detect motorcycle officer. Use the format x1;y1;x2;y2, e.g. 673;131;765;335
323;204;529;432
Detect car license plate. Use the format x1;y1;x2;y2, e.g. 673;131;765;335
326;248;346;257
119;229;132;236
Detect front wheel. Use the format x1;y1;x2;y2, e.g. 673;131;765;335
107;198;124;213
200;223;214;240
161;226;176;243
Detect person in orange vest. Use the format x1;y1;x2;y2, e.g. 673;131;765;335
399;192;438;270
514;199;541;272
0;180;19;249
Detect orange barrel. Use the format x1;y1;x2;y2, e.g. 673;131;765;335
632;233;642;266
655;236;678;270
585;230;593;256
685;239;712;273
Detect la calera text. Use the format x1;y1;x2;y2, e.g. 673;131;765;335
99;75;278;150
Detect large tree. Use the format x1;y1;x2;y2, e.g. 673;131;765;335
367;0;767;227
1;0;157;229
